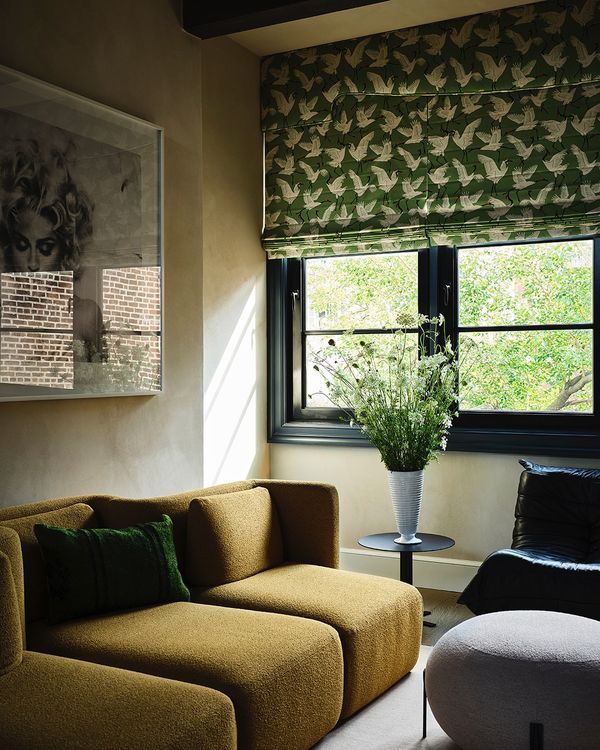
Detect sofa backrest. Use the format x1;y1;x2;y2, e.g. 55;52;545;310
513;461;600;562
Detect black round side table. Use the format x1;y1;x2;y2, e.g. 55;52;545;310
358;532;455;628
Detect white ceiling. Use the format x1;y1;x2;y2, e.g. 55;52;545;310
229;0;546;57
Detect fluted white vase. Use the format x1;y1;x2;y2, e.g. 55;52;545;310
388;470;423;544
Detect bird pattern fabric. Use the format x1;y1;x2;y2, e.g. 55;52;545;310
261;0;600;258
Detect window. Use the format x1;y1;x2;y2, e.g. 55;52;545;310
268;238;599;456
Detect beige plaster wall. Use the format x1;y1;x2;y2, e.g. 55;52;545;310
0;0;206;504
271;445;600;562
201;38;269;485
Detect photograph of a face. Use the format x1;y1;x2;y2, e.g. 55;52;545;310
0;65;162;400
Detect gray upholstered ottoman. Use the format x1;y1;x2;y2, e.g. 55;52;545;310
425;611;600;750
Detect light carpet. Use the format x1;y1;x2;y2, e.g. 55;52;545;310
315;646;458;750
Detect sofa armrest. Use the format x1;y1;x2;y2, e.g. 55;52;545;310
0;528;25;649
0;652;236;750
0;551;23;676
252;480;339;568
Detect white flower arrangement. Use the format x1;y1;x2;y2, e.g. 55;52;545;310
312;315;459;471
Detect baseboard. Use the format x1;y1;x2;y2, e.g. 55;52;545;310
340;547;481;593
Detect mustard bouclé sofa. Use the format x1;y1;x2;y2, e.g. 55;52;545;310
0;480;423;750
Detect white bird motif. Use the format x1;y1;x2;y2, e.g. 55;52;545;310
478;154;509;183
284;129;302;148
394;28;420;47
541;119;567;142
423;32;447;56
323;82;341;103
303;188;323;209
344;76;360;94
316;204;336;229
477;128;502;151
511;61;537;88
571;145;598;175
283;217;302;236
488;96;513;121
436;97;458;122
511;164;538;190
582;83;600;99
276;179;300;204
344;38;371;68
425;62;447;91
507;134;544;160
366;43;389;68
271;90;295;116
551;186;575;207
450;16;480;48
334;111;353;134
296;47;318;65
371;166;399;192
398;118;423;143
459;191;484;212
294;70;318;92
270;64;290;85
325;147;346;168
508;5;536;25
265;211;281;228
397;80;421;95
348;169;374;197
432;197;456;217
265;146;279;171
429;165;450;187
299;161;326;183
461;95;483;114
356;200;377;221
392;51;425;75
429;135;450;157
315;122;330;137
474;22;500;48
452;159;483;187
449;58;482;88
475;52;507;82
542;43;567;71
321;52;342;74
298;97;319;121
571;37;598;69
572;104;600;137
366;72;395;94
327;176;347;198
572;0;596;26
401;175;426;199
553;88;576;105
542;151;567;177
380;109;402;133
508;106;537;131
379;205;400;228
505;29;541;55
356;104;377;129
525;185;553;208
452;119;482;150
488;196;511;218
349;132;375;161
540;10;567;35
299;136;322;158
397;146;425;169
525;90;548;108
275;155;295;175
580;183;600;202
370;140;393;162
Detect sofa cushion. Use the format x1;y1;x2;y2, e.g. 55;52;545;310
34;515;190;623
0;651;236;750
0;504;97;623
0;552;22;676
28;601;343;750
192;563;423;718
187;487;283;586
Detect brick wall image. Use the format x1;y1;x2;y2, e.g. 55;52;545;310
0;272;74;389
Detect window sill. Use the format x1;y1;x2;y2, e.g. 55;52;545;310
268;421;600;458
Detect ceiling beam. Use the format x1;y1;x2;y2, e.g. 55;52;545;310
182;0;384;40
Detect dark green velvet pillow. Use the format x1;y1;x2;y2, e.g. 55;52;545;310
34;514;190;623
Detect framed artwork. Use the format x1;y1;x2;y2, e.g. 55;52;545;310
0;65;162;400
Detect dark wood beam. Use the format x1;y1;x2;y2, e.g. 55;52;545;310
182;0;384;40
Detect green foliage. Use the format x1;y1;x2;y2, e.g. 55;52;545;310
312;318;458;471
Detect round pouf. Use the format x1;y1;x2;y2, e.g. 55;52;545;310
425;610;600;750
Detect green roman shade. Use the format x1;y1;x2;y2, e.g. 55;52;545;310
261;0;600;258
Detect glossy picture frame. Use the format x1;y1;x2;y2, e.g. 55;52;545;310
0;64;163;401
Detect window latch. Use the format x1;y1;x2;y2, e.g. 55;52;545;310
443;284;451;306
291;290;299;312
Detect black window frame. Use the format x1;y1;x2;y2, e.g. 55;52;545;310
268;237;600;457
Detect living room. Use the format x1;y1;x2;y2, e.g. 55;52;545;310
0;1;599;749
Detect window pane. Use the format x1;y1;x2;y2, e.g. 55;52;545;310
305;252;418;331
305;332;417;408
459;240;593;327
459;330;593;413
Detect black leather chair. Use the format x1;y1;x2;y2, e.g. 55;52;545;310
459;460;600;620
